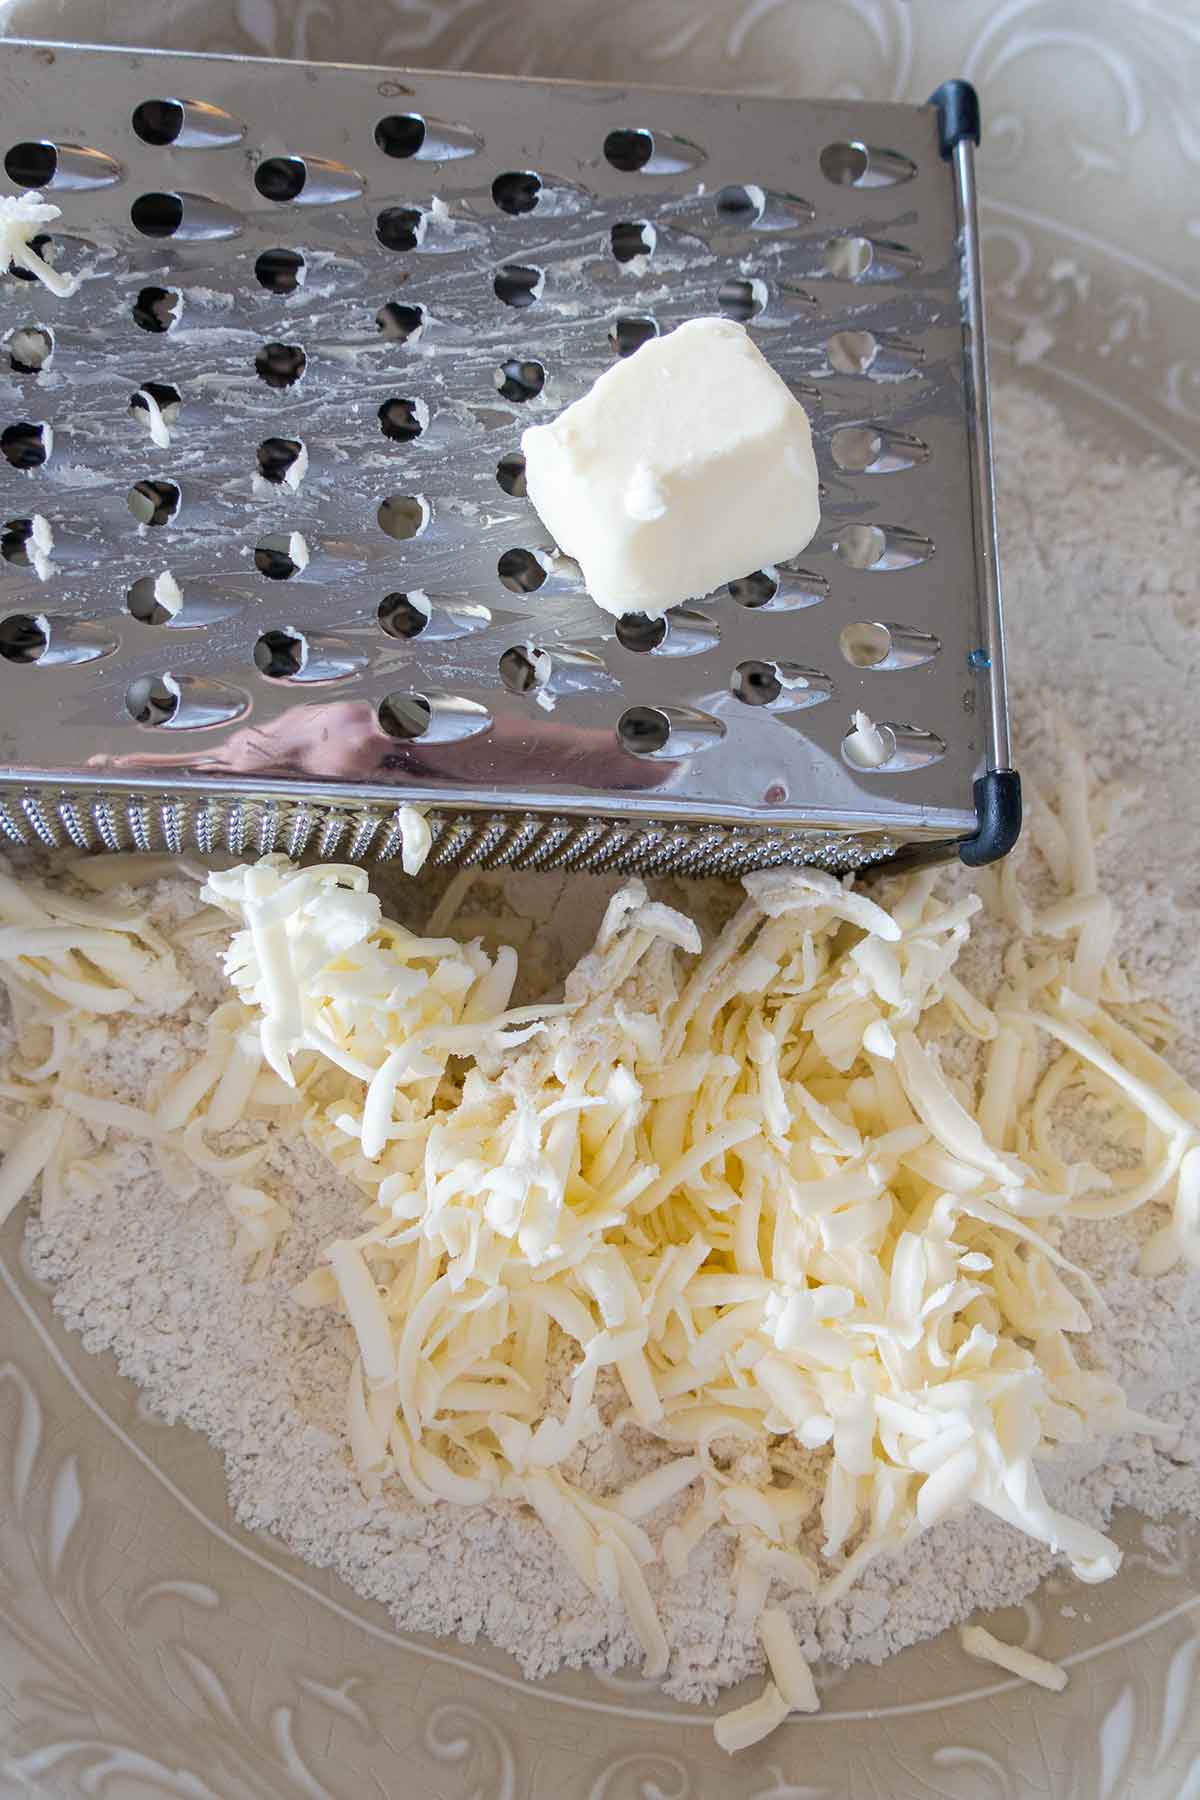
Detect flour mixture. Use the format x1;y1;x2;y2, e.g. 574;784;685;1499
3;383;1199;1751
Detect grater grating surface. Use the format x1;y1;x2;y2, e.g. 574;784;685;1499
0;40;1013;873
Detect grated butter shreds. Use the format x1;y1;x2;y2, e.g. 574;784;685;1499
0;736;1198;1756
714;1678;791;1754
759;1606;821;1711
959;1623;1069;1692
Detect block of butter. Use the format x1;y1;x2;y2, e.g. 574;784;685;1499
521;317;820;618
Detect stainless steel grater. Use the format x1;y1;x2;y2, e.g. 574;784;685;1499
0;40;1018;876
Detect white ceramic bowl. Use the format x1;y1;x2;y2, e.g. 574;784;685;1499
1;2;1198;1794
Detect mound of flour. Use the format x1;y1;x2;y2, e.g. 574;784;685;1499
21;380;1200;1702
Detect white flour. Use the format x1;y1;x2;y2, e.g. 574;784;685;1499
19;380;1200;1704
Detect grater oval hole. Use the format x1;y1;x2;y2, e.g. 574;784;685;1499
820;141;869;185
840;621;891;666
378;494;429;540
131;98;243;150
728;570;778;608
718;277;766;322
731;659;782;706
254;627;307;679
377;300;425;343
18;619;116;670
492;170;542;215
499;644;551;694
127;479;181;528
494;264;544;309
131;381;182;438
835;523;933;571
255;341;306;389
1;518;39;567
830;426;884;472
254;532;307;580
378;590;430;639
2;145;123;198
4;142;57;187
819;140;915;189
254;156;306;202
842;717;946;772
611;219;655;263
498;548;546;594
609;314;658;357
126;674;249;728
8;233;54;283
379;689;490;744
379;397;426;443
831;425;927;475
374;114;426;159
377;691;431;739
847;720;944;770
618;705;670;754
495;357;545;403
256;436;306;487
376;207;425;252
851;620;939;670
261;155;363;205
716;183;765;225
9;325;53;373
773;562;830;608
132;285;182;334
604;128;654;173
615;612;668;652
835;525;886;570
1;422;49;471
125;674;180;726
132;99;184;145
824;234;873;279
496;450;526;497
376;114;480;163
827;329;878;375
127;573;181;625
130;191;184;238
633;607;718;657
255;246;306;293
0;612;48;663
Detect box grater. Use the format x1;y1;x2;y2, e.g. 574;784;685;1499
0;41;1018;876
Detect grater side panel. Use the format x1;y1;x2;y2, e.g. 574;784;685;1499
0;40;999;852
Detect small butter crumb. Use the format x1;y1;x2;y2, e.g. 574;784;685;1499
624;462;667;522
284;442;308;492
28;514;54;583
397;805;432;876
136;387;171;449
845;709;891;770
153;571;183;619
0;191;79;298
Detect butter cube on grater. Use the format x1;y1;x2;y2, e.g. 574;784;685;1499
0;43;1017;875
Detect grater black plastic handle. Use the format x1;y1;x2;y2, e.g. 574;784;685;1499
929;80;982;157
960;769;1022;866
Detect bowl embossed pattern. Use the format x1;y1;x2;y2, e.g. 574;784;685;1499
0;0;1198;1792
